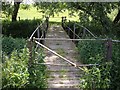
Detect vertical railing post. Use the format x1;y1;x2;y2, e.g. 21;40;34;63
62;16;66;26
37;24;40;49
37;24;40;40
34;17;35;20
62;16;64;28
82;28;86;38
46;16;49;31
68;20;71;36
106;38;112;61
73;23;76;39
18;17;20;21
27;40;33;67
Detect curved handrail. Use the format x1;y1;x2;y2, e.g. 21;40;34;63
28;25;41;41
64;23;81;39
74;23;97;38
62;18;97;39
28;18;49;41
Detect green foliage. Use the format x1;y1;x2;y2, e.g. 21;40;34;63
80;64;111;89
111;23;120;38
20;4;30;10
77;38;120;89
2;36;26;55
78;40;111;89
2;47;30;88
77;40;105;64
2;19;42;38
2;2;13;18
110;43;120;89
27;49;48;88
34;2;67;17
2;37;48;88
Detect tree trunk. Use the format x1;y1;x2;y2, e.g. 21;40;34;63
12;2;21;22
113;9;120;24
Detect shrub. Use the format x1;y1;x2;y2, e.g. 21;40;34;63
2;47;30;88
77;40;111;89
78;38;120;89
2;36;26;55
2;36;48;88
110;42;120;89
77;40;105;64
2;46;48;88
80;64;111;89
2;19;42;38
27;48;48;88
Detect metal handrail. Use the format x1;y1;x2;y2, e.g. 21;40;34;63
64;19;120;43
64;23;81;39
29;25;41;41
74;23;97;38
34;38;107;41
29;18;48;41
63;18;97;39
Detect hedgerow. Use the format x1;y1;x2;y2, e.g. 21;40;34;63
2;19;42;38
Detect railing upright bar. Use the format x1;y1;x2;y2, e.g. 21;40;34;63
82;28;86;38
64;19;97;39
106;38;112;61
37;25;40;42
65;24;81;39
73;23;76;39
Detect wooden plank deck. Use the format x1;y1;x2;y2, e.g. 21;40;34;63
44;25;82;88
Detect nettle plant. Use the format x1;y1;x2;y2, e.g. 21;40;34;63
2;47;30;88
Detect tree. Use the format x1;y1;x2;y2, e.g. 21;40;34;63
12;1;21;22
113;2;120;24
34;2;119;34
2;2;13;18
2;0;28;22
